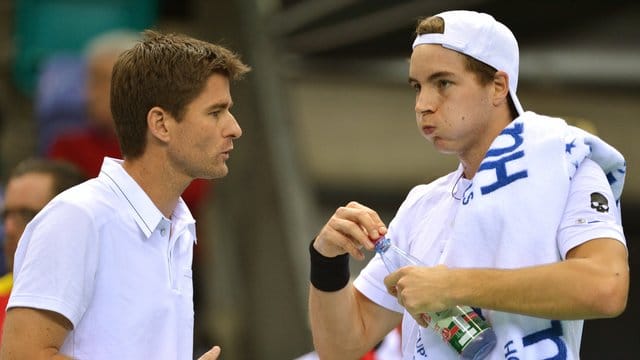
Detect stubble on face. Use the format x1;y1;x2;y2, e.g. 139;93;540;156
169;74;238;182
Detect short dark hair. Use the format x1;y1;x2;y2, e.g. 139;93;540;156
110;30;251;159
10;158;86;196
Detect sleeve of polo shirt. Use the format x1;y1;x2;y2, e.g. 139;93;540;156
8;199;100;328
557;158;626;259
353;185;431;314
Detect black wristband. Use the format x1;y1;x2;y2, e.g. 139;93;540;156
309;239;350;292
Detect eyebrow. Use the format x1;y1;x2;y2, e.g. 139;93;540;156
408;71;456;84
205;100;233;112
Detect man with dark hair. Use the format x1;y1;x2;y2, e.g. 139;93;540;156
1;30;250;359
0;158;85;344
46;29;212;238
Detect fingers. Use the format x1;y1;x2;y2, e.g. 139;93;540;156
314;201;387;259
416;313;430;328
383;269;403;295
388;280;430;329
385;268;427;300
330;217;374;260
385;267;453;330
197;346;221;360
318;223;367;260
344;201;387;243
333;202;387;249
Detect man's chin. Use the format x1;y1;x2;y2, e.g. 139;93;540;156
197;166;228;180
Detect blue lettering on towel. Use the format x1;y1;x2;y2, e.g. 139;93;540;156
486;123;525;157
503;320;568;359
504;340;519;360
478;122;528;195
522;320;567;360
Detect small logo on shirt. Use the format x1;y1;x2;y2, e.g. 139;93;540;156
590;192;609;213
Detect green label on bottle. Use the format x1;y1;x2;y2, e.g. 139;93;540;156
427;307;491;353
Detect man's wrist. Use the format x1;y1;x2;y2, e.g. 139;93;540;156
309;239;350;292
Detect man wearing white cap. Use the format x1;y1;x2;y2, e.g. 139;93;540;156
308;10;628;359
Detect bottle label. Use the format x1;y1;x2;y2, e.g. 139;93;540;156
428;307;491;353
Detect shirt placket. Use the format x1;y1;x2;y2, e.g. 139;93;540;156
158;218;179;290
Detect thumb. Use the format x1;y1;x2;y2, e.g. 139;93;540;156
383;270;403;295
197;346;221;360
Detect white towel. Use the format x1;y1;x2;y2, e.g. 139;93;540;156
442;111;626;268
438;111;626;359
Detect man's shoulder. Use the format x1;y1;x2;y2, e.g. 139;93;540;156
51;177;122;216
395;170;459;218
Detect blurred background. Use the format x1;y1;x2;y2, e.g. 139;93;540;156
0;0;638;359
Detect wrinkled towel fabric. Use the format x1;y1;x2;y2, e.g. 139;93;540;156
440;111;626;358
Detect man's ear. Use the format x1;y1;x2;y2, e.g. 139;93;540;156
147;106;171;143
492;70;510;107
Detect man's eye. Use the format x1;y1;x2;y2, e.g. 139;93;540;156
438;80;451;88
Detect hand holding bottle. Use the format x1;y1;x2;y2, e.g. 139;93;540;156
374;237;496;359
313;201;387;260
384;263;455;325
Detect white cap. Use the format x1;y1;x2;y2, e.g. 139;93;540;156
412;10;524;116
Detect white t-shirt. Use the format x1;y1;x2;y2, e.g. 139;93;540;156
8;157;197;359
354;158;625;360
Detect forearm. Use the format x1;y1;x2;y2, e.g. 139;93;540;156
0;308;73;360
450;246;628;319
0;340;74;360
307;202;399;356
309;284;372;359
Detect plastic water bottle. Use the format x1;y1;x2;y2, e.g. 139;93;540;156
374;236;497;359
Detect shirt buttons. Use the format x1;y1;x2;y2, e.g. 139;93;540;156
161;228;167;236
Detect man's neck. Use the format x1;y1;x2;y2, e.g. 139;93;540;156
122;156;190;218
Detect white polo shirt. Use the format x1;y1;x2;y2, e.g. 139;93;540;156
354;158;625;360
9;157;197;359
